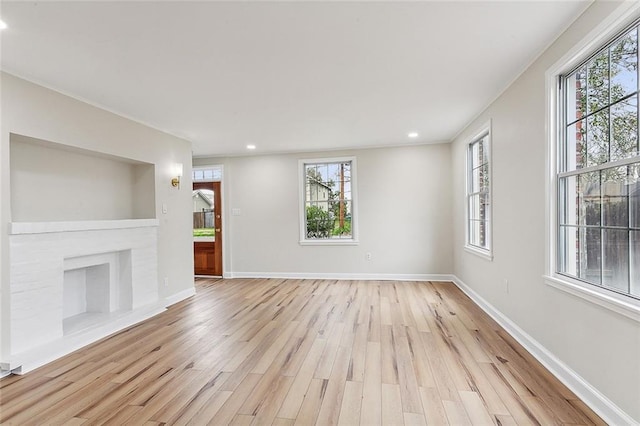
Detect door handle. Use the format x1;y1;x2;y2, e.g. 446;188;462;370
216;229;221;233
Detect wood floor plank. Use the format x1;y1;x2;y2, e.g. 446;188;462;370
337;380;363;425
381;383;404;426
293;378;327;426
360;341;382;426
278;338;327;419
419;386;449;425
0;278;604;426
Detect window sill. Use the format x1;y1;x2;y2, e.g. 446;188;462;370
299;239;359;246
544;275;640;323
464;245;493;261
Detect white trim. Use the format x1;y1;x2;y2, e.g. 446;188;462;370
464;120;493;257
544;275;640;323
298;156;359;245
224;272;455;282
9;218;159;235
298;239;359;246
451;275;638;426
545;2;640;317
463;245;493;261
164;287;196;307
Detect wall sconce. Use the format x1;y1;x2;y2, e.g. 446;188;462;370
171;163;183;189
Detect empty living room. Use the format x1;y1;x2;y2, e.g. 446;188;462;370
0;1;639;425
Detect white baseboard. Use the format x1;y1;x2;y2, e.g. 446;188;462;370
451;275;637;426
165;287;196;307
223;271;455;282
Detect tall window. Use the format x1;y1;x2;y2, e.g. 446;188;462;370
558;21;640;299
299;157;358;244
466;128;492;258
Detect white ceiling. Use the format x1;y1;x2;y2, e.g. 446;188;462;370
0;1;590;157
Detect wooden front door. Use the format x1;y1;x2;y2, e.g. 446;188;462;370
193;181;222;276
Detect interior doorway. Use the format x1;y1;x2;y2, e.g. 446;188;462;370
193;181;222;276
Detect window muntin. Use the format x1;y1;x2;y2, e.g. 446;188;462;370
558;21;640;299
300;157;357;243
466;132;491;254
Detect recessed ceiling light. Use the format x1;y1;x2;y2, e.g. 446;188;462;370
0;20;7;30
246;144;256;150
408;132;419;138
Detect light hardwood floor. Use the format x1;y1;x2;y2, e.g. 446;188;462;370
0;278;604;425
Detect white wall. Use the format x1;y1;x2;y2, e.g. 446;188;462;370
194;143;453;278
0;72;194;362
451;2;639;422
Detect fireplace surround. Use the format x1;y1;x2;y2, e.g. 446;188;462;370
4;219;161;374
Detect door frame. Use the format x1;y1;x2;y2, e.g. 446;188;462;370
192;164;226;277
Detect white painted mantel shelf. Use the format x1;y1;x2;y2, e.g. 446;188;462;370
4;218;167;375
9;218;159;234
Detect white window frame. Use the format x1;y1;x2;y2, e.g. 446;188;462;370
298;156;359;246
465;121;493;261
544;1;640;322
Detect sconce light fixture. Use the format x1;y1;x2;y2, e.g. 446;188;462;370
171;163;183;188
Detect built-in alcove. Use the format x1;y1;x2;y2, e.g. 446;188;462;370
9;133;155;221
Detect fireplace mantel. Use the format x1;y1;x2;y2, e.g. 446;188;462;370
10;218;159;235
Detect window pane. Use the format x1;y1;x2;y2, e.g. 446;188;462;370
480;193;489;222
610;28;638;103
306;203;333;239
478;220;488;248
587;50;609;114
611;95;639;161
567;119;587;170
469;194;480;220
631;231;640;297
631;164;640;229
602;167;629;227
480;163;489;191
586;109;610;166
559;225;579;276
341;162;351;181
579;227;602;285
471;142;480;168
579;172;601;226
602;229;629;292
559;175;579;225
567;66;587;124
469;220;479;246
471;166;481;193
327;163;339;185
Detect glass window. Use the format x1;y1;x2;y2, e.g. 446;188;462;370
193;166;223;182
558;22;640;299
466;130;492;256
299;157;357;244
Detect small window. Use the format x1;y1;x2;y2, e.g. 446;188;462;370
557;21;640;299
193;165;223;182
299;157;358;245
466;126;492;259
